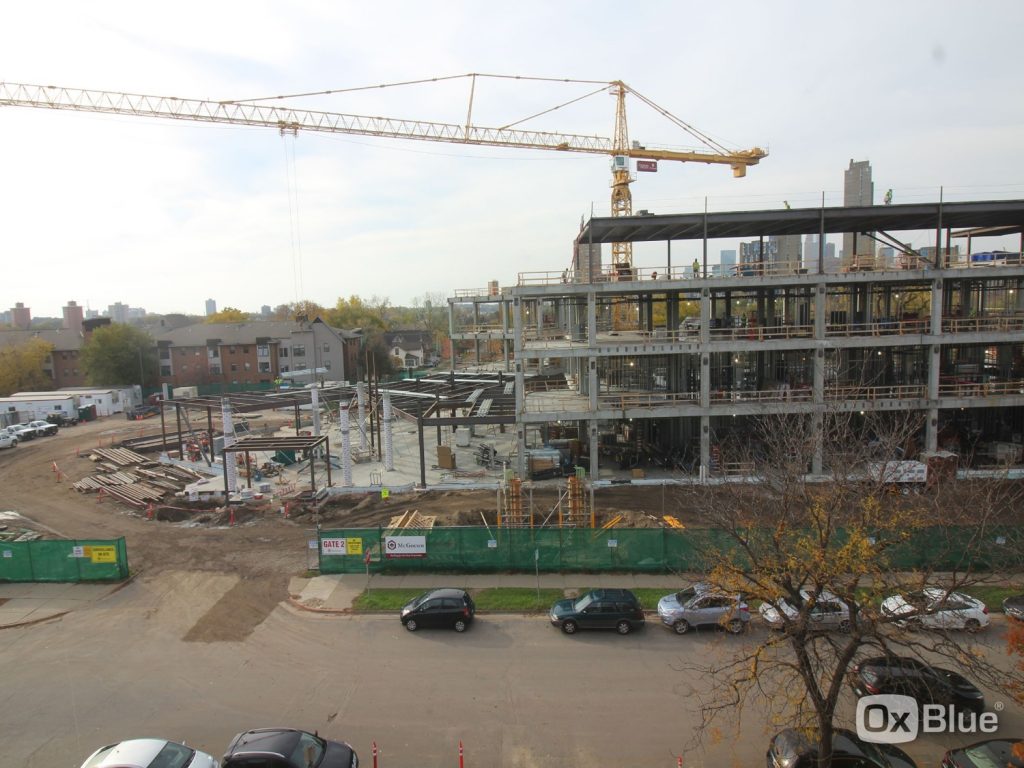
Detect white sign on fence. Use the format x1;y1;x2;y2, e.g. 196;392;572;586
384;535;427;558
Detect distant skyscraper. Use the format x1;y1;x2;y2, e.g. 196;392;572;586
803;235;838;273
261;305;272;319
843;160;875;267
62;301;84;335
719;249;737;275
10;302;31;330
205;298;217;316
108;302;128;324
85;309;100;319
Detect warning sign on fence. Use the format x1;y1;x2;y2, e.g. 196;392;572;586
89;546;117;564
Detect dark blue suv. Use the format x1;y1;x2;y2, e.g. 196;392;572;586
549;588;645;634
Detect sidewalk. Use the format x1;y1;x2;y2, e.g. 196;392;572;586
288;572;696;613
0;581;125;629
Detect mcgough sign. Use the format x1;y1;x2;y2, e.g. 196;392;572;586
384;535;427;559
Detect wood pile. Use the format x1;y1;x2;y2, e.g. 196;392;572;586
73;454;208;509
383;510;436;535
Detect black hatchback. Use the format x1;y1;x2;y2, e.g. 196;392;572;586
852;655;985;715
549;588;645;634
400;588;475;632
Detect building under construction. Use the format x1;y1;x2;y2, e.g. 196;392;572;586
450;199;1024;481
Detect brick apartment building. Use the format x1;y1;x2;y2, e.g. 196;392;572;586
0;302;108;388
155;319;361;389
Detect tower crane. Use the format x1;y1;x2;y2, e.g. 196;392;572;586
0;75;767;273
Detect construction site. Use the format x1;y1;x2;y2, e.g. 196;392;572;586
4;77;1024;535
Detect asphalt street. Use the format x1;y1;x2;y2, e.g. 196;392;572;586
1;572;1022;767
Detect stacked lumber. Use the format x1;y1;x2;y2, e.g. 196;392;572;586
90;447;148;466
383;510;436;535
73;457;210;509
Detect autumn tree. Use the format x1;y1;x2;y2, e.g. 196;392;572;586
0;338;54;395
682;410;1024;767
80;324;158;387
205;307;250;324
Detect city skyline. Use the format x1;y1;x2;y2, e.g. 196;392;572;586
3;2;1023;317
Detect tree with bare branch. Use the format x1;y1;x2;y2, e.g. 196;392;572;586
681;410;1024;767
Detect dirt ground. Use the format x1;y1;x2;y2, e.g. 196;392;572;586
0;417;698;639
4;415;1022;640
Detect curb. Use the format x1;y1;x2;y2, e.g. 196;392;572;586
0;609;70;631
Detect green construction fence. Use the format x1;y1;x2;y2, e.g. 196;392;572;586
317;526;1024;575
0;538;130;583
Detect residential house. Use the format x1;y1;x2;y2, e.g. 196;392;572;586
384;330;435;369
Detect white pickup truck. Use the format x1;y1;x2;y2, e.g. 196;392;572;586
866;460;928;492
0;430;18;449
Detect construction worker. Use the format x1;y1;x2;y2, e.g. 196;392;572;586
692;258;700;278
884;189;893;205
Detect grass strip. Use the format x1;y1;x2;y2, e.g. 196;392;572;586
352;589;424;611
472;588;564;612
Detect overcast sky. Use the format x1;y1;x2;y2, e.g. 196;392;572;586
3;1;1023;319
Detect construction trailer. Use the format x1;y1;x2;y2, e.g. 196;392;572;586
0;395;78;422
449;198;1024;481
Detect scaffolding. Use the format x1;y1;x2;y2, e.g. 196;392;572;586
562;474;593;527
497;476;530;527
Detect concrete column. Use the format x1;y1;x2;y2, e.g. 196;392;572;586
473;301;481;365
501;298;511;372
340;406;353;487
513;297;527;479
589;419;599;481
588;356;598;410
925;279;943;453
700;415;710;482
587;292;597;344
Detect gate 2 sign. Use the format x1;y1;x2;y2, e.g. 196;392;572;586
384;536;427;558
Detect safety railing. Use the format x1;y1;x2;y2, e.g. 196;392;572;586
599;392;699;409
942;316;1024;334
452;323;508;334
825;319;930;337
452;287;503;298
939;379;1024;398
825;384;927;401
710;387;814;404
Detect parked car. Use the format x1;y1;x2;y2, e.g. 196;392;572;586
549;588;645;634
766;727;916;768
7;423;36;441
79;737;219;768
0;431;17;449
400;588;475;632
222;727;357;768
851;655;985;715
656;583;749;634
881;588;989;631
1003;595;1024;622
27;419;58;436
680;316;701;333
47;411;79;426
760;590;854;633
941;738;1024;768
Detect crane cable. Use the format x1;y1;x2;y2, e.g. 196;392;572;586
282;134;304;302
221;73;612;105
